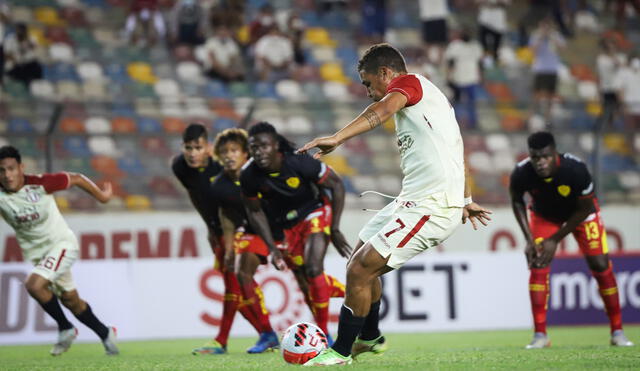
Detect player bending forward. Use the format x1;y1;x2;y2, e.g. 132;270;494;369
510;131;634;348
0;146;118;356
240;122;352;342
211;128;280;352
172;124;271;354
298;43;492;366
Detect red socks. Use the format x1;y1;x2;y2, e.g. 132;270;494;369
529;267;550;334
307;274;331;334
325;274;345;298
241;280;274;333
592;265;623;333
215;271;240;346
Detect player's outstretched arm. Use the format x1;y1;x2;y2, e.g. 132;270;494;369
297;92;407;158
318;169;352;258
462;164;492;230
242;196;287;271
68;173;112;203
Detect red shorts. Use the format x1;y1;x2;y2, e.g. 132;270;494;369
234;231;269;262
529;210;608;256
282;205;332;268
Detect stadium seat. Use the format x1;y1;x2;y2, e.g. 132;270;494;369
63;137;91;157
468;151;493;173
275;79;304;102
176;61;202;83
12;7;33;24
149;176;179;197
30;80;56;100
111;117;137;133
35;7;64;26
91;155;123;177
322;154;356;176
60;117;86;133
213;118;237;131
118;157;146;175
82;81;108;100
57;81;81;99
88;136;118;156
320;62;348;83
323;81;351;101
127;62;157;84
137;117;162;133
173;45;195;62
304;27;336;47
154;79;181;98
85;116;111;134
78;61;105;82
125;195;152;211
8;118;34;133
49;43;74;62
577;81;598;101
162;117;187;134
286;115;313;135
140;136;171;156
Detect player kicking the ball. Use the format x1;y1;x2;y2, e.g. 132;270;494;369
172;124;267;354
240;122;352;341
0;146;118;356
510;131;634;348
298;44;491;366
210;128;280;353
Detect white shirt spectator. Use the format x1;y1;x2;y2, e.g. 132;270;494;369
3;34;39;67
478;0;509;33
202;35;241;70
418;0;448;21
255;34;293;68
613;59;640;114
597;52;626;93
444;39;483;86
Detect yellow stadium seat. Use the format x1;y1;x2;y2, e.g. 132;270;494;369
236;25;249;45
322;155;357;176
125;195;152;211
304;27;336;47
586;101;602;117
603;134;631;155
383;117;395;132
516;47;533;65
55;196;70;213
28;26;48;46
35;7;64;26
320;62;348;83
127;62;157;84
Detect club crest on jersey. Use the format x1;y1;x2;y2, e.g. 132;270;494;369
286;177;300;189
397;134;414;156
25;188;40;203
557;185;571;197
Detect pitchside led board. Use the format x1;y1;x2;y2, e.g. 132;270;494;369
0;208;638;344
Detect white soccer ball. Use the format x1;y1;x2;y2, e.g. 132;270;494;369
281;322;328;364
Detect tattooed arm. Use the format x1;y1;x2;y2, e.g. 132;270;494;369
298;92;407;158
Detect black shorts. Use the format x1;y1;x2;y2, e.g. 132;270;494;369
533;73;557;94
422;19;448;44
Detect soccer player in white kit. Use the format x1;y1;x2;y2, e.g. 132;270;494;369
298;44;492;365
0;146;119;356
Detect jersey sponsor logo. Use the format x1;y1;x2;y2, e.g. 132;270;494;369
25;188;40;203
286;177;300;189
557;185;571;197
397;134;414;156
423;114;433;129
209;176;217;183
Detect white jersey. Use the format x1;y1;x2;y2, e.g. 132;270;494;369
0;173;77;262
387;73;465;206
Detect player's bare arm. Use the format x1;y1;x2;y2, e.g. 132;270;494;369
219;209;236;272
68;173;112;203
510;186;537;267
462;164;492;230
298;92;407;158
317;169;352;258
533;196;596;267
242;195;287;271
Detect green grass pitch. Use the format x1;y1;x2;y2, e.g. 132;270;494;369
1;325;637;370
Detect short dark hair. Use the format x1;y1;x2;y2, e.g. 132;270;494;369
248;122;296;154
528;131;556;150
183;123;208;143
0;146;22;163
213;128;249;158
357;43;407;74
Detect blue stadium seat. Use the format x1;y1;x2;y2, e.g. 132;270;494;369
214;118;237;131
118;157;147;175
137;117;162;134
8;118;34;133
105;63;131;83
255;82;279;99
63;137;92;157
203;81;231;98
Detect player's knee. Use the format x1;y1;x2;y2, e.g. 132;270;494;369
24;278;46;297
236;270;252;285
588;257;609;272
304;264;323;278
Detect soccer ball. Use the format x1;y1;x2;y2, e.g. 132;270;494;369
281;322;328;364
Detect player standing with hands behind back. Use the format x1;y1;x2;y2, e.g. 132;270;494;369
298;43;492;366
510;131;633;348
0;146;118;356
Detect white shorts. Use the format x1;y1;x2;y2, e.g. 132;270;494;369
358;192;462;269
31;242;79;296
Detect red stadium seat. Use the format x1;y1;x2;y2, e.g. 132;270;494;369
162;117;187;134
60;117;86;133
111;117;137;133
91;155;124;178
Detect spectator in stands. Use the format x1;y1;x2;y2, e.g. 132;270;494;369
610;0;640;31
445;28;484;128
249;3;276;45
0;0;10;87
596;38;626;127
254;25;294;82
361;0;386;44
529;17;565;124
418;0;449;65
209;2;244;42
202;24;244;83
518;0;572;46
285;12;307;65
4;23;43;88
125;0;166;46
477;0;510;66
613;55;640;129
170;0;205;46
